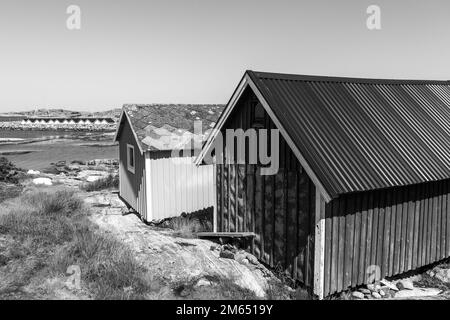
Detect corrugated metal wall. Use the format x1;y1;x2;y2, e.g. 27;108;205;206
215;88;316;289
149;154;215;221
118;119;147;218
323;180;450;296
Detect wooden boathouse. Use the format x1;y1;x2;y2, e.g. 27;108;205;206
114;104;223;221
197;70;450;298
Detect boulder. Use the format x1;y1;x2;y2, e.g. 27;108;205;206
86;175;104;182
352;291;364;299
359;288;371;295
246;254;259;265
234;252;248;264
179;288;190;297
27;169;40;175
433;268;450;283
380;279;399;291
366;283;377;292
219;250;235;260
195;278;213;288
371;292;381;299
32;177;52;186
396;279;414;290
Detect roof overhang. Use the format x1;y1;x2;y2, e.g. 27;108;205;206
195;70;332;203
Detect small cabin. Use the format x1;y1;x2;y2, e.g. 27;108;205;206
114;104;224;222
197;70;450;298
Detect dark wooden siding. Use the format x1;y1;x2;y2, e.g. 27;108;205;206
216;88;316;288
323;180;450;296
118;118;147;219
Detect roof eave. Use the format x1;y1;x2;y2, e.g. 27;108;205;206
113;108;145;154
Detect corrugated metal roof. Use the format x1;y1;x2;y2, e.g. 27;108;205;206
119;104;224;151
247;70;450;198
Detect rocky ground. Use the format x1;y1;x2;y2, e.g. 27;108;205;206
2;159;450;300
8;162;297;300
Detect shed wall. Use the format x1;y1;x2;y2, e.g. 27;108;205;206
149;154;215;221
216;88;316;289
323;180;450;296
118;118;147;218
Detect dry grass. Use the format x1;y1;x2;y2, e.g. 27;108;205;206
0;188;149;299
161;208;213;238
264;263;312;300
171;274;260;300
0;182;23;203
414;273;450;292
80;174;119;192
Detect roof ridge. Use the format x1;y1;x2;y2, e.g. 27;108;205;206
247;70;450;86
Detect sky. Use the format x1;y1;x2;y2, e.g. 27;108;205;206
0;0;449;112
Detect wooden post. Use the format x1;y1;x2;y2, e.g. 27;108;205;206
314;188;325;299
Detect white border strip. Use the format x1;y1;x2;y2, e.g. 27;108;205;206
145;152;153;222
314;188;325;299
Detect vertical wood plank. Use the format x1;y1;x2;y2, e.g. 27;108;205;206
399;188;408;273
370;191;379;282
306;181;315;289
254;167;263;260
376;191;385;278
440;181;447;260
364;193;374;283
394;189;402;275
426;184;433;264
436;181;442;260
313;190;325;299
217;165;222;231
287;170;298;278
344;194;355;289
406;186;415;271
331;200;340;293
337;196;346;291
420;184;427;267
237;165;245;232
388;188;397;276
432;183;438;263
223;164;229;232
382;190;392;278
297;170;309;284
274;170;286;269
412;185;421;269
229;165;236;232
358;193;368;285
264;174;274;266
352;195;361;287
324;201;332;296
246;165;255;233
447;180;450;257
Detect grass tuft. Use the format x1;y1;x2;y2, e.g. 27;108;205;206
80;174;119;192
0;188;149;299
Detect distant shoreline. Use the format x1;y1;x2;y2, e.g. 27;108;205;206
0;122;117;132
